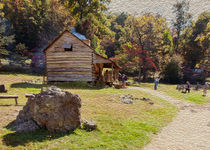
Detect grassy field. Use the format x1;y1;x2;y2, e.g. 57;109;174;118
132;82;210;104
0;73;177;150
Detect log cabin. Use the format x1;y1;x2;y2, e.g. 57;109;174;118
43;30;120;82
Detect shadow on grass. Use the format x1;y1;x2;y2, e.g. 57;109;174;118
3;127;74;147
0;104;25;107
11;83;45;89
10;82;104;90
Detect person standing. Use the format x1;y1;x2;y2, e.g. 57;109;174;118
154;77;160;90
203;82;209;96
185;81;191;93
122;74;127;88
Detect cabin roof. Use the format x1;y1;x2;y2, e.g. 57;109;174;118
43;30;120;69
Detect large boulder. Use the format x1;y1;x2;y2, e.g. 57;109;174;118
11;86;81;132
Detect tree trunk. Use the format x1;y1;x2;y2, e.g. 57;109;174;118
142;68;147;81
138;64;141;81
80;9;83;20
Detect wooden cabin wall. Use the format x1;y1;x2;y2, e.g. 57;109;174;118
46;32;94;82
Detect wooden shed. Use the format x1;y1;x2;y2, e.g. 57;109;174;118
43;30;120;82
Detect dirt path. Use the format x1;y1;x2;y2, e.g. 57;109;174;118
129;87;210;150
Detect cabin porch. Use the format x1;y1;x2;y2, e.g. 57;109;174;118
93;54;120;84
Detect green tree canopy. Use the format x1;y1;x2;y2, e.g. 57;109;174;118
172;0;192;53
61;0;111;20
0;18;14;61
181;12;210;68
3;0;73;50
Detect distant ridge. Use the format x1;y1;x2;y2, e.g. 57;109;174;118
108;0;210;25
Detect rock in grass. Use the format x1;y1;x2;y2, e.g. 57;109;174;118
11;86;81;133
121;98;133;104
141;97;150;101
120;94;134;104
83;120;97;131
149;102;154;105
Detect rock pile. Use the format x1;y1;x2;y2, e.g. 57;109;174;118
120;94;153;105
120;94;134;104
11;86;81;133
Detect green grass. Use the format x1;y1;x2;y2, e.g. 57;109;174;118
0;73;177;149
132;82;209;104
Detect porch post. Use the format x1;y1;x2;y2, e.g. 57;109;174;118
111;63;113;82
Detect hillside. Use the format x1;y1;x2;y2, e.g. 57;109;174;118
108;0;210;25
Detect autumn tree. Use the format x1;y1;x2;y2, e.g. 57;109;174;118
117;14;173;80
181;12;210;68
116;43;157;80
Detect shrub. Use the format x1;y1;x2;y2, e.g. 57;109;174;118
162;55;183;83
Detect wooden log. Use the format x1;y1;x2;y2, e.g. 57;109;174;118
47;74;92;78
47;65;92;69
47;60;91;64
48;77;93;81
47;71;92;75
47;58;91;61
47;68;92;72
46;52;92;57
47;62;92;65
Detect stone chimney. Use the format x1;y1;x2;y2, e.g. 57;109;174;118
83;39;91;46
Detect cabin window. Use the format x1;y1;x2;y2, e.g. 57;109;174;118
63;43;73;51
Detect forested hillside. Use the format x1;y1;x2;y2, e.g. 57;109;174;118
0;0;209;83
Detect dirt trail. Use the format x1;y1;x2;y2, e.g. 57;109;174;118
129;87;210;150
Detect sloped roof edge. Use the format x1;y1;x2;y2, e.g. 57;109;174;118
43;30;120;69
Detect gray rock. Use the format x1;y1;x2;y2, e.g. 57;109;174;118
149;102;154;105
141;97;150;101
11;86;81;133
120;94;136;104
120;94;126;99
83;120;97;131
109;98;116;101
121;98;133;104
127;94;133;99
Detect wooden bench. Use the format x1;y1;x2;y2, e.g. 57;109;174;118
25;94;34;98
0;95;18;105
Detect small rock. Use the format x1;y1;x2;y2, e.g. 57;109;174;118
190;109;197;113
207;122;210;127
149;102;154;105
127;94;133;99
121;95;125;98
109;98;116;101
83;120;97;131
141;97;150;101
121;99;133;104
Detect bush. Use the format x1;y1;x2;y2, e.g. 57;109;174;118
162;55;183;83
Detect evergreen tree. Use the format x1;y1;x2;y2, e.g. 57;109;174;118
172;0;191;53
0;18;14;65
